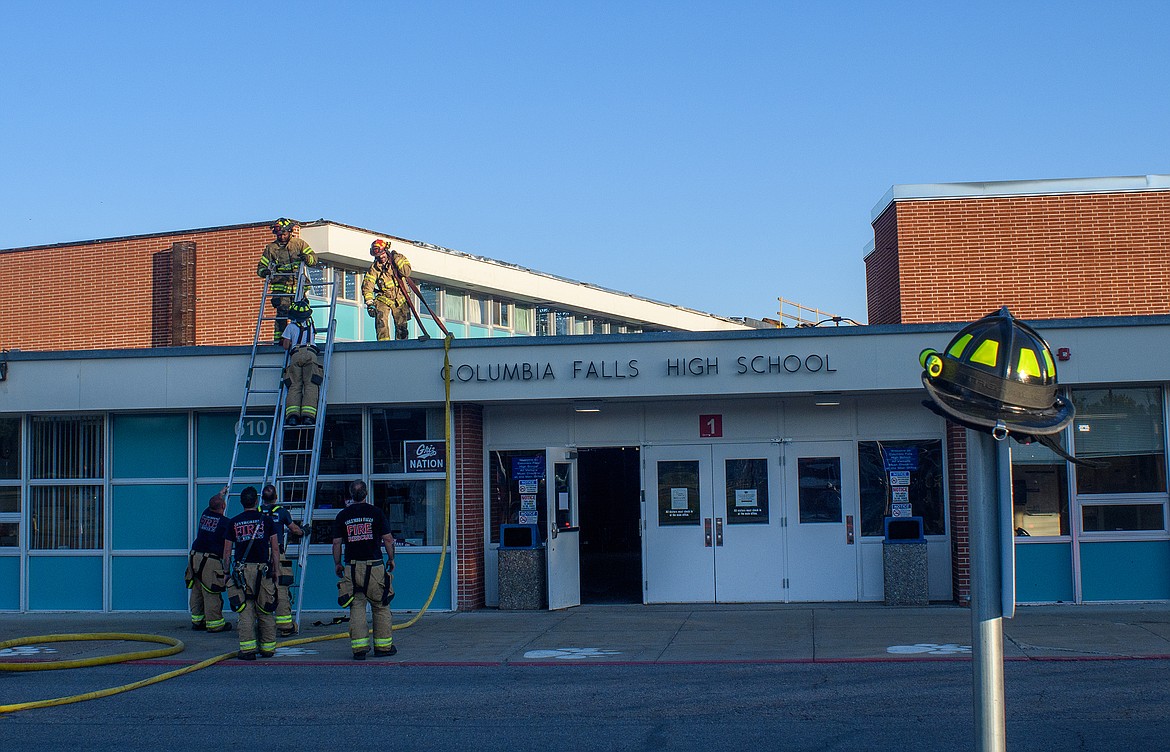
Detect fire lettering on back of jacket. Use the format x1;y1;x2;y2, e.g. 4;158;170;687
346;519;374;542
234;521;261;540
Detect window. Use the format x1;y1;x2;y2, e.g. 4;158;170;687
0;416;19;548
343;270;358;301
444;290;466;322
725;458;769;524
491;300;510;328
371;408;429;474
1011;440;1069;537
536;307;553;337
798;457;842;524
858;440;945;536
30;415;104;550
489;450;546;543
371;480;446;546
307;266;327;298
1072;387;1166;495
514;306;534;335
419;283;441;319
555;311;571;336
657;460;700;526
467;295;487;325
1082;503;1164;532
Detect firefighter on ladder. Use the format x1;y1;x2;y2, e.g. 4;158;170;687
362;238;413;341
258;218;317;342
260;484;307;637
280;297;322;427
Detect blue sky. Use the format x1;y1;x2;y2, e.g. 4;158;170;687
2;2;1167;323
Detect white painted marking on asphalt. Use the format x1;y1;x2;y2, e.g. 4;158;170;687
0;646;59;656
887;643;971;655
273;647;319;656
523;648;623;660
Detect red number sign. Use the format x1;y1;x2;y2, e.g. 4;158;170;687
699;414;723;438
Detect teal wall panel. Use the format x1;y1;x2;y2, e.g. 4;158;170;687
112;413;188;479
334;305;359;341
112;556;188;610
30;557;103;610
113;485;188;550
299;552;451;611
0;556;19;609
1014;541;1074;603
1081;541;1170;601
197;413;271;480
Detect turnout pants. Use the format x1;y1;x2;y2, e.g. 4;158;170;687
373;300;410;341
346;560;394;655
275;558;296;633
237;563;278;656
283;347;322;422
187;553;226;630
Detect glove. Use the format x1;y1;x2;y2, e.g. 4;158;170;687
259;266;271;278
366;304;377;318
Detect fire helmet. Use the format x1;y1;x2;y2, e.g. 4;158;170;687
272;218;296;235
287;298;313;323
919;307;1073;438
370;239;389;256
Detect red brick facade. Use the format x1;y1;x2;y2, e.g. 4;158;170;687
2;223;274;352
866;191;1170;325
868;185;1170;605
454;404;486;610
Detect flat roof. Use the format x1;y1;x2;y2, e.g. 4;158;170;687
871;173;1170;222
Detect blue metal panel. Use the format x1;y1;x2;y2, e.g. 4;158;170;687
0;556;19;609
113;484;187;551
334;304;360;341
112;414;188;479
112;556;188;610
300;552;451;611
1014;541;1074;603
1080;541;1170;601
197;412;270;479
29;556;103;610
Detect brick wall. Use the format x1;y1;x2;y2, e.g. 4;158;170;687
1;223;274;351
454;403;486;610
946;423;970;606
865;203;902;325
868;191;1170;325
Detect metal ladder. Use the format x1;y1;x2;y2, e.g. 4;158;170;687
224;263;339;629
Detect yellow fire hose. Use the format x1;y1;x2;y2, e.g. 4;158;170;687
0;335;456;715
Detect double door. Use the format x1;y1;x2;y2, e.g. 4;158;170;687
643;441;858;603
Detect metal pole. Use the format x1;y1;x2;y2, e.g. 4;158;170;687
967;429;1006;752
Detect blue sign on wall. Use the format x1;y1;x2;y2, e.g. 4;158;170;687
882;446;919;472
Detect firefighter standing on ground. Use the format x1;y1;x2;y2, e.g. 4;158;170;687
185;486;232;633
281;297;322;426
260;484;307;637
258;218;317;342
224;486;281;660
362;239;413;341
333;479;397;660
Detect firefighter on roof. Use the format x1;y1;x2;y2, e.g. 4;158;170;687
257;218;317;342
362;239;413;341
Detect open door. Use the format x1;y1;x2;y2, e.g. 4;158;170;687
546;447;581;610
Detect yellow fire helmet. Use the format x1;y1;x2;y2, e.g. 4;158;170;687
918;307;1073;439
272;218;296;235
287;297;313;323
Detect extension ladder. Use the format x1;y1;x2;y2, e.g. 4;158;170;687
224;263;339;630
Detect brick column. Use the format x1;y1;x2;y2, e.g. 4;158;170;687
454;403;485;610
946;423;970;605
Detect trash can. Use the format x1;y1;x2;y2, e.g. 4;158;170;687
497;524;546;610
882;516;928;606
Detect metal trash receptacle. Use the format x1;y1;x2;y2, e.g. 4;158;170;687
497;524;546;610
883;516;928;606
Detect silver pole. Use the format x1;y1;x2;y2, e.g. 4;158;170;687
967;429;1006;751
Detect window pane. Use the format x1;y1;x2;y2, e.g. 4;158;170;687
318;412;363;476
514;306;534;334
725;458;769;524
489;450;546;543
371;408;428;474
444;290;466;321
798;457;842;524
1011;440;1069;537
658;460;700;526
30;485;103;549
419;283;441;315
1082;504;1165;532
371;479;446;546
0;487;18;512
1073;387;1166;494
0;522;17;547
31;416;104;479
555;311;571;336
536;307;553;337
858;441;944;536
0;417;19;479
308;266;326;297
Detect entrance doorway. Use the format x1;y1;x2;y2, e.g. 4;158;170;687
577;447;642;604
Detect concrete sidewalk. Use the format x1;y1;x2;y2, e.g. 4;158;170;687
3;603;1170;666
